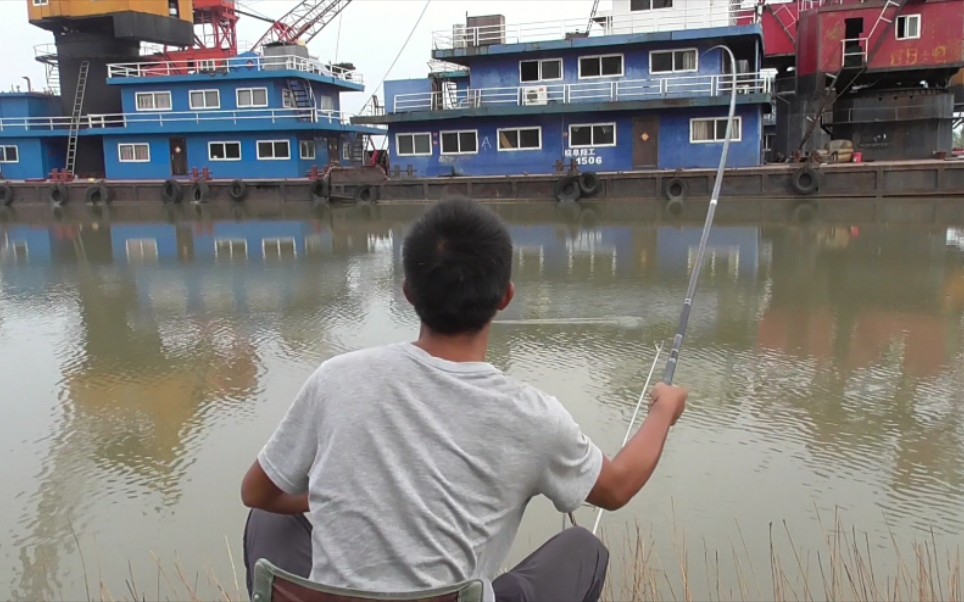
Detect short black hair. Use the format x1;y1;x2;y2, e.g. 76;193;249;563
402;197;513;335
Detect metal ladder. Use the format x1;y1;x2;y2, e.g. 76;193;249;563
65;60;90;177
286;79;316;122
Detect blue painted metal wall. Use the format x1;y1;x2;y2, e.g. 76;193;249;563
103;132;333;179
118;77;343;115
387;104;762;177
0;137;65;180
2;225;53;263
385;79;434;113
467;42;741;89
657;226;760;277
0;93;63;120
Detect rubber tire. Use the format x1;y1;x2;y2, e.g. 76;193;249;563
310;178;329;204
48;183;68;205
792;201;817;223
555;176;581;203
791;166;819;195
162;179;183;203
84;183;111;205
228;179;247;202
0;182;13;206
665;197;684;217
664;177;688;202
354;185;375;204
191;181;210;203
578;172;601;197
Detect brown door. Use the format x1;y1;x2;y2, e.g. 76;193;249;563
170;137;187;176
633;118;659;169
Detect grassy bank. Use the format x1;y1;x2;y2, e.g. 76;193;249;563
72;516;961;602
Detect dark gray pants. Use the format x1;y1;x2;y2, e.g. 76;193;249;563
243;509;609;601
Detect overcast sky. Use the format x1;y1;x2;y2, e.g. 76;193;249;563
1;0;605;113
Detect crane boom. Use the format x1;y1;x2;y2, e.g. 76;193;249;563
586;0;602;31
249;0;352;53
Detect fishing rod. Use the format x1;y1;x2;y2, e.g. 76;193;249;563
586;45;739;536
661;43;738;387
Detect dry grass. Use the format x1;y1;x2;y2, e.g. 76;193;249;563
62;511;960;602
601;508;962;602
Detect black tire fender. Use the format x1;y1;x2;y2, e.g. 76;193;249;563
162;179;183;203
664;177;688;202
578;171;601;197
554;176;581;203
791;166;819;195
48;183;68;205
228;179;247;201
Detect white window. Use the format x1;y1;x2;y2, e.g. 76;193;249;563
300;140;316;160
189;89;220;110
209;141;241;161
257;140;291;160
396;133;432;156
896;15;920;40
31;0;49;6
263;238;297;260
650;49;698;74
126;238;158;263
118;143;150;163
134;91;172;111
237;87;268;108
440;130;478;155
0;145;19;163
498;127;542;151
568;123;616;148
578;55;623;79
520;59;563;83
632;0;672;9
11;241;29;262
215;239;247;260
690;117;742;143
282;89;293;108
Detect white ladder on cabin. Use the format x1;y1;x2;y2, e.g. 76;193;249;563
65;61;90;177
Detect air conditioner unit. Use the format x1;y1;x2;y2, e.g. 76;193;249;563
522;85;548;106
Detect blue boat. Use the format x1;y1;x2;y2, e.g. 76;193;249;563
352;2;774;179
0;43;384;182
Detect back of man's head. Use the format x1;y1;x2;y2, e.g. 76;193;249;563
402;197;513;335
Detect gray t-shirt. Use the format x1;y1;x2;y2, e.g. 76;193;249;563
257;341;603;599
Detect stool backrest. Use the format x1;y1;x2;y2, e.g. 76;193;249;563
251;559;486;602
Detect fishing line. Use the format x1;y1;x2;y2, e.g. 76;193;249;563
580;44;739;535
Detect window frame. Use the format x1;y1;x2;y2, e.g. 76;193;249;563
117;143;151;163
497;127;543;152
0;145;19;163
577;54;625;79
895;14;921;40
215;238;248;260
631;0;673;10
236;87;269;109
395;132;433;157
689;116;743;144
262;237;298;259
189;89;221;110
439;130;479;155
567;123;617;148
519;58;564;83
31;0;49;6
256;139;292;161
299;140;316;160
649;48;700;74
134;91;173;112
208;140;242;161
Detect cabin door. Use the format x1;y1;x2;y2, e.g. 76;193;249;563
632;118;658;169
169;137;187;176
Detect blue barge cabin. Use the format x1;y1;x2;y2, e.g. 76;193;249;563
351;0;774;178
0;43;384;182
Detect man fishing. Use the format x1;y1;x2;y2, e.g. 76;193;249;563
240;197;688;601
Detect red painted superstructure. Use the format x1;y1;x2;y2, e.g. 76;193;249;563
796;0;964;77
759;1;800;59
152;0;238;66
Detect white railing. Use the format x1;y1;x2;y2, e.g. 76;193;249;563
107;54;364;85
392;72;772;113
433;5;759;50
0;107;387;131
840;37;868;68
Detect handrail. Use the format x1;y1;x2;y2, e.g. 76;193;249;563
106;54;364;85
840;37;868;68
433;5;759;50
392;72;772;113
0;107;386;131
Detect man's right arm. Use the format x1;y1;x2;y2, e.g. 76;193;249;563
586;383;687;511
